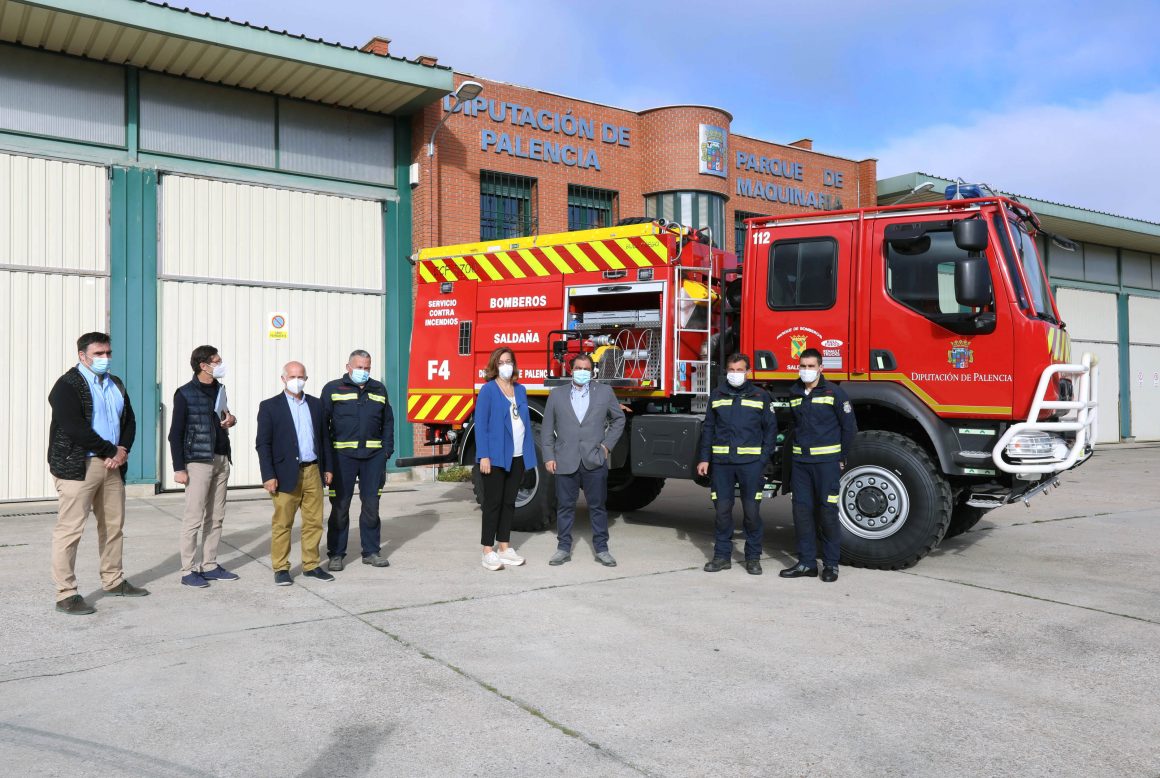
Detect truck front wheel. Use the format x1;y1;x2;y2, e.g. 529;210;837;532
604;470;665;512
837;431;952;569
945;503;989;538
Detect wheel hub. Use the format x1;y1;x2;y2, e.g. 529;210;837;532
839;465;910;539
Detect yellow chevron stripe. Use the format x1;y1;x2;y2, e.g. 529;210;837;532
416;396;441;418
495;251;527;279
638;235;669;262
434;396;463;421
433;258;457;281
1047;328;1055;357
418;263;436;283
516;249;551;277
449;255;479;281
564;243;599;271
408;394;421;411
615;237;650;267
454;400;474;421
541;245;575;274
590;240;625;269
473;254;503;281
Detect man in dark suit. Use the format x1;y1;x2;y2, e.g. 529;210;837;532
256;361;334;586
541;353;626;567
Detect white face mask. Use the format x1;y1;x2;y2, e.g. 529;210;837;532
799;368;819;384
285;377;306;395
726;371;746;388
497;363;514;380
211;362;227;380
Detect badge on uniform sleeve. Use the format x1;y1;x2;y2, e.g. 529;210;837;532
843;401;852;413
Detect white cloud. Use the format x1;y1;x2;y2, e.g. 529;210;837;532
868;92;1160;223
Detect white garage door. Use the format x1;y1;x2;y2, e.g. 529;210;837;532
0;153;108;501
1056;288;1119;444
158;175;385;489
1129;296;1160;441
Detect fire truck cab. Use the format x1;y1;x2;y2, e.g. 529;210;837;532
401;189;1097;569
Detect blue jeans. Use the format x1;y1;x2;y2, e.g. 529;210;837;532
710;461;765;560
327;451;386;559
790;460;842;568
555;465;609;554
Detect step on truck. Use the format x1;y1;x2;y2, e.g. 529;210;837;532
399;188;1097;568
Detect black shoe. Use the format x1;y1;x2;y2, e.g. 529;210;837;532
703;558;732;572
362;553;390;568
274;570;293;586
779;563;819;579
743;560;763;576
820;566;839;583
303;567;335;582
55;594;95;615
327;556;344;572
106;580;150;597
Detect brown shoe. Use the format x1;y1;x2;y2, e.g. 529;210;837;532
106;580;150;597
56;595;96;615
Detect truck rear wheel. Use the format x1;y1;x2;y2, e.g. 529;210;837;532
465;423;556;533
837;431;952;569
605;471;665;512
945;503;989;538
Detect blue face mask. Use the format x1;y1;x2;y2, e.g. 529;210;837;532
90;357;110;375
350;368;370;385
572;369;592;386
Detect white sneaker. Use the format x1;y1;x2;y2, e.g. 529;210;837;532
482;550;504;571
497;547;525;566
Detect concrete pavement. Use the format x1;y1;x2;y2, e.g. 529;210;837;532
1;444;1158;776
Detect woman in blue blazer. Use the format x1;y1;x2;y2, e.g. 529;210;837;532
475;346;537;571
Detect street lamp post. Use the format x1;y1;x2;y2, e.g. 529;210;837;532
426;80;484;246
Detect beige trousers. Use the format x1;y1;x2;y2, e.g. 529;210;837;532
270;464;325;572
180;455;230;574
52;457;126;601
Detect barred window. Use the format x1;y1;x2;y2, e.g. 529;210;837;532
567;185;618;231
481;172;536;240
734;210;764;257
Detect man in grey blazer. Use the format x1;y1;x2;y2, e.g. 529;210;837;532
542;353;626;566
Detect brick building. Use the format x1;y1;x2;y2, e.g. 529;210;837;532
411;74;877;258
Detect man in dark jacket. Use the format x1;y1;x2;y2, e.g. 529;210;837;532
47;332;149;615
780;349;858;583
168;344;238;588
697;353;778;575
321;349;395;571
256;361;334;586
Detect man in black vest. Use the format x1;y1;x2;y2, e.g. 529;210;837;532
48;332;149;615
169;344;238;588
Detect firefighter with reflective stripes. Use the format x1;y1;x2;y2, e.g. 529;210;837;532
780;348;857;583
321;349;395;572
696;353;778;575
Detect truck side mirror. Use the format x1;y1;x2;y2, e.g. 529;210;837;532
955;257;992;308
952;219;989;252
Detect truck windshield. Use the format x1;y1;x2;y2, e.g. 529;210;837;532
1008;217;1053;318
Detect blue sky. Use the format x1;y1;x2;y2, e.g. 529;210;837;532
187;0;1160;222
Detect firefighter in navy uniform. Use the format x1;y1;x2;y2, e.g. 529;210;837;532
779;348;857;583
696;353;778;575
322;349;395;572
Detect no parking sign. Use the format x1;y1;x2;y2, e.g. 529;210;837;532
268;312;289;340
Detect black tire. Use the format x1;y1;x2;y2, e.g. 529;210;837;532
838;431;952;570
604;470;665;512
945;503;989;538
465;423;556;533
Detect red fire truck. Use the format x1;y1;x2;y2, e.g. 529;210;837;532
399;189;1098;568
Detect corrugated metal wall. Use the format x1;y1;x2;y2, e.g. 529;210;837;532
279;100;395;186
157;175;386;489
1129;296;1160;440
1056;288;1120;443
0;46;125;147
159;175;383;291
0;153;109;500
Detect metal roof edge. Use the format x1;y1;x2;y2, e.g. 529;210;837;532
877;171;1160;236
22;0;453;91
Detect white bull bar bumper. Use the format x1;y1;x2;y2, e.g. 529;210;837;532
993;352;1099;475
